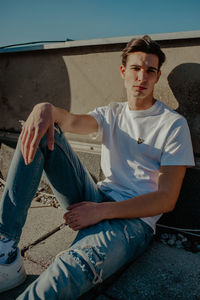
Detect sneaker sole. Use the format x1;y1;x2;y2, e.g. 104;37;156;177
0;270;26;293
0;274;27;293
0;249;27;293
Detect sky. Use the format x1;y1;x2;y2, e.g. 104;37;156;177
0;0;199;48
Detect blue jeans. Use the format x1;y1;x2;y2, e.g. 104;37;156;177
0;127;153;299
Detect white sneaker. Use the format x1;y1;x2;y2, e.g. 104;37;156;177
0;248;26;293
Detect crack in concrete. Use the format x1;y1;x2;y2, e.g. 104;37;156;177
21;223;66;256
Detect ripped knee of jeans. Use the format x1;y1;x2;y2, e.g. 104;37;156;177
69;246;106;285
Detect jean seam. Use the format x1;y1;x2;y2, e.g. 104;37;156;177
52;130;86;189
15;152;44;241
52;131;97;198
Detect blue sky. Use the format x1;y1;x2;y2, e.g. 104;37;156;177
0;0;199;47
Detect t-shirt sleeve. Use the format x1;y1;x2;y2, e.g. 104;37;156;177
87;105;108;138
88;106;108;128
161;117;195;167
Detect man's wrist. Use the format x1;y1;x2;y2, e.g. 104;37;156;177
99;201;116;220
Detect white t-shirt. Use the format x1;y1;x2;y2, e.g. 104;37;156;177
88;100;195;231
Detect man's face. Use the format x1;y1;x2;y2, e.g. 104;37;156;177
120;51;161;105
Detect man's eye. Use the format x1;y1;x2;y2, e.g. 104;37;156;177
147;69;156;73
131;67;140;71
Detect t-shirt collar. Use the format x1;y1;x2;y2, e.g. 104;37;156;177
126;100;162;117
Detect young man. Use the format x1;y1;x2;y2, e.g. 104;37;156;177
0;35;194;299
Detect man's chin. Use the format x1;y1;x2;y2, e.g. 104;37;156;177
132;92;147;100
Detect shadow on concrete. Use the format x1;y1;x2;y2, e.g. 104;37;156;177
0;275;39;299
0;54;71;134
158;167;200;230
158;63;200;230
168;63;200;155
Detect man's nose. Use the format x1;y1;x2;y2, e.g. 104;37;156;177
138;70;147;81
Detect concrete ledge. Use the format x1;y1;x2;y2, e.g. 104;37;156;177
0;30;200;53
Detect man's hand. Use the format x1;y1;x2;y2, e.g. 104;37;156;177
63;202;106;231
19;102;99;165
20;103;54;165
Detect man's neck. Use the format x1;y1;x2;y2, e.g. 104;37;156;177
128;96;155;111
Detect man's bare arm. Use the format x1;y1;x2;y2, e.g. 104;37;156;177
64;165;186;230
104;165;186;219
20;102;98;165
52;105;98;134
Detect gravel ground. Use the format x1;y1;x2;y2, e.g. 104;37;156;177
0;178;59;208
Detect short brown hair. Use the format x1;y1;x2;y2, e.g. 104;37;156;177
121;35;166;71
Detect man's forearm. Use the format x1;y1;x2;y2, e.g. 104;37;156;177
51;105;71;131
51;104;98;134
100;190;174;221
63;167;185;231
99;165;185;221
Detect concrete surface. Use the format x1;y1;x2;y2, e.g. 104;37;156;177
0;33;200;153
19;201;67;249
24;221;77;267
105;242;200;300
0;183;200;299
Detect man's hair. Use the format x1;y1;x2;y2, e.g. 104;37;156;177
121;35;166;71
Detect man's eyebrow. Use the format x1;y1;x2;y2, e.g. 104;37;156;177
129;64;158;71
130;64;140;68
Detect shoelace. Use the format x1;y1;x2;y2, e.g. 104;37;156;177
0;235;17;264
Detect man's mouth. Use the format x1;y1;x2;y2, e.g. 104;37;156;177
134;85;147;91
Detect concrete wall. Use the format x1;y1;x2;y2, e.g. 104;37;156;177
0;32;200;156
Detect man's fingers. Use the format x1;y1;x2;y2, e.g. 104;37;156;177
20;128;26;159
20;126;30;164
69;224;81;231
68;219;82;231
20;126;25;144
67;202;86;210
63;212;75;222
64;214;79;227
24;127;35;165
20;124;28;155
20;125;42;165
28;128;42;164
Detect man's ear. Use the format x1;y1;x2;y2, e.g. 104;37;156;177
120;64;126;78
156;70;161;83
